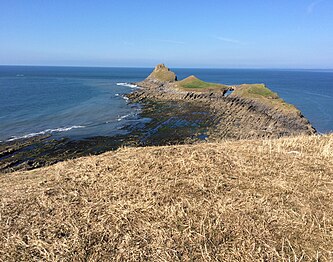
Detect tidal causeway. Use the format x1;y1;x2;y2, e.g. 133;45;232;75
129;64;315;141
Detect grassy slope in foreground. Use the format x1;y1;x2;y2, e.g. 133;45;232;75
1;134;332;261
173;75;229;92
231;84;299;114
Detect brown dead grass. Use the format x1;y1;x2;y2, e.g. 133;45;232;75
0;134;333;261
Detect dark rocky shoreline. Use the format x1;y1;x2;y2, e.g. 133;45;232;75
0;97;220;173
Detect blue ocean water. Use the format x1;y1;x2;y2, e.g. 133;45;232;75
0;66;152;142
0;66;332;142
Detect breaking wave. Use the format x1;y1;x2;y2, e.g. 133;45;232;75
7;125;86;141
115;93;130;102
117;113;132;121
116;82;139;88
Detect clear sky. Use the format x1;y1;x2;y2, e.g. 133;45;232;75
1;0;333;68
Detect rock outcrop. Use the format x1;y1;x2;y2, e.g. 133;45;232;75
137;64;177;89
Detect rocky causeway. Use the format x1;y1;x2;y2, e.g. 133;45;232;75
129;64;315;140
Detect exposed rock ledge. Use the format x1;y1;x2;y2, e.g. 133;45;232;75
129;64;316;140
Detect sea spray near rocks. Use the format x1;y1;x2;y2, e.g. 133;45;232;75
7;125;86;141
116;82;139;88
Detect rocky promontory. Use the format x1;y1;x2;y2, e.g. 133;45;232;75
129;64;316;140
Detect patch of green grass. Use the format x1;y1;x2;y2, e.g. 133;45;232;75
232;84;299;113
247;85;279;98
233;84;278;98
176;76;229;91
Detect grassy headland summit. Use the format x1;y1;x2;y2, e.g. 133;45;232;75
1;64;332;261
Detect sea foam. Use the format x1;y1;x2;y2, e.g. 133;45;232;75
115;93;130;102
116;82;139;88
117;113;132;121
7;125;86;141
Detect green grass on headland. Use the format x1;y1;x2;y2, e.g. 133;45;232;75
231;84;299;113
175;75;229;92
143;64;301;116
232;84;279;98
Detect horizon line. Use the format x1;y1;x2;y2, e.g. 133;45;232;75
1;64;333;71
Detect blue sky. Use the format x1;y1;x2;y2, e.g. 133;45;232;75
1;0;333;68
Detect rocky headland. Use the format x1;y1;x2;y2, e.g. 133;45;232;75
129;64;316;140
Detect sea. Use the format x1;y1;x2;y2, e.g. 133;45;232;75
0;66;332;142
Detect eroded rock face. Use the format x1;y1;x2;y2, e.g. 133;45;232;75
131;64;316;140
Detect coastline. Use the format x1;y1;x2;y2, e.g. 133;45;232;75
0;65;317;173
0;95;224;173
1;65;332;260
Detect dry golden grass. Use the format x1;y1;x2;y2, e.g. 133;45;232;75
0;134;333;261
